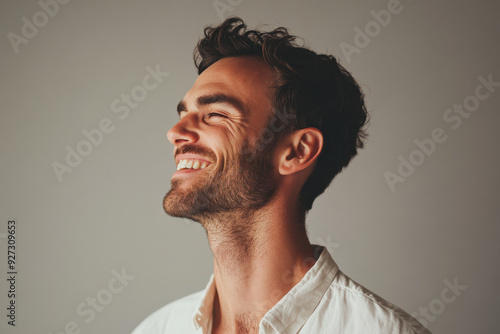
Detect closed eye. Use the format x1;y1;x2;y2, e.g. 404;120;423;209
207;112;227;118
201;112;227;124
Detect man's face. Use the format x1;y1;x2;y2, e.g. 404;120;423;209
163;56;279;222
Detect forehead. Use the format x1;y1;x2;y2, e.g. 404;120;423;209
183;56;275;114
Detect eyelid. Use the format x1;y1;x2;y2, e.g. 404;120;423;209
177;110;228;120
202;112;227;123
207;112;227;118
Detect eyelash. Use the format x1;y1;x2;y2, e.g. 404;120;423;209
206;112;226;119
179;112;227;121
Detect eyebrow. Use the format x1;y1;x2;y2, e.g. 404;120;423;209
176;94;246;116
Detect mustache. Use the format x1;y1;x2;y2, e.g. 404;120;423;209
174;144;217;162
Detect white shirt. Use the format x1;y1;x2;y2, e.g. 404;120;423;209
132;245;431;333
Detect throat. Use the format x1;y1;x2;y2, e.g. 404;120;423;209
205;210;260;272
213;291;264;334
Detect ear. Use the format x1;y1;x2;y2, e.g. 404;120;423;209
277;128;323;176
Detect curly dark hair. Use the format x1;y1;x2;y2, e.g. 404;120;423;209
194;17;369;212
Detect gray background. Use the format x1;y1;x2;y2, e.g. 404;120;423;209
1;0;499;333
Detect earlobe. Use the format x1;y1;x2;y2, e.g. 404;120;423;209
278;128;323;176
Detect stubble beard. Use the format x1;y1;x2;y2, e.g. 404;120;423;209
162;140;278;231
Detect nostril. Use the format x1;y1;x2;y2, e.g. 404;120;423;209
167;112;201;145
167;124;199;145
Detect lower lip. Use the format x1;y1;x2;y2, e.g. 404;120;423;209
172;168;206;177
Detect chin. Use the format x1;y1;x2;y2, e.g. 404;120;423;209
163;185;211;220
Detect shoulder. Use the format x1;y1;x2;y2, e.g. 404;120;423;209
309;270;431;333
131;290;204;334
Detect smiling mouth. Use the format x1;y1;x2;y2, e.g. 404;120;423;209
176;159;210;171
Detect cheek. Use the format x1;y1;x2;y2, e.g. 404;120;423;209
206;119;268;172
215;121;252;150
204;127;243;171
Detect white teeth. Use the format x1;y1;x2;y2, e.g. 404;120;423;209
176;159;209;171
176;160;187;171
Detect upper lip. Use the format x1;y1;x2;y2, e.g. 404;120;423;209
174;153;213;165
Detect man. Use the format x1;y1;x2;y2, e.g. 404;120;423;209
133;17;430;334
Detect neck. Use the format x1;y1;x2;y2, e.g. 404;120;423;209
202;199;316;333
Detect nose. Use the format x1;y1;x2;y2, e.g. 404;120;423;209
167;113;200;146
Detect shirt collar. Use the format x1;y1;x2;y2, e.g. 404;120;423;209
192;274;216;333
259;245;339;333
191;245;339;333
